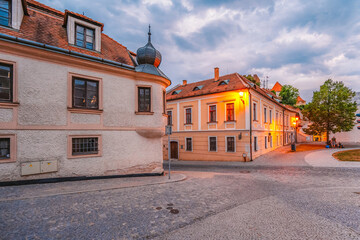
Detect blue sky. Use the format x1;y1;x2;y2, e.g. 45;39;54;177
39;0;360;101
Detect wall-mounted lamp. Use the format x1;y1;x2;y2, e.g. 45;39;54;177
239;91;245;104
238;133;242;140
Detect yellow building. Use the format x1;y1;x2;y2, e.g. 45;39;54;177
163;68;299;161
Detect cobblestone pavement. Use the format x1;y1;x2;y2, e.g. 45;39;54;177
1;148;360;239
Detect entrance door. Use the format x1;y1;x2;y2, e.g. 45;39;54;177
170;141;178;159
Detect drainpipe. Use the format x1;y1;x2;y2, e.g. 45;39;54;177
282;109;285;145
249;90;253;161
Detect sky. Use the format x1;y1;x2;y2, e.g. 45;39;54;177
38;0;360;101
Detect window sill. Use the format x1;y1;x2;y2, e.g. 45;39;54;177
135;111;154;115
68;107;103;114
224;120;236;123
0;159;15;164
69;44;101;53
207;121;218;124
68;153;102;159
184;123;193;125
0;102;20;108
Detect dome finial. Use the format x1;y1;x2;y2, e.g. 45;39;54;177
148;24;151;43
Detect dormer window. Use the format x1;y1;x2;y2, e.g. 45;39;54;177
172;90;182;95
193;85;204;91
76;24;95;50
218;80;229;86
0;0;11;27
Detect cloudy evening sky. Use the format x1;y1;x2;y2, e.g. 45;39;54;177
39;0;360;101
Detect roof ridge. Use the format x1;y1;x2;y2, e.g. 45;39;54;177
26;0;64;17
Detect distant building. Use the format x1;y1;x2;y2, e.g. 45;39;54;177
0;0;170;181
163;68;300;162
270;81;306;106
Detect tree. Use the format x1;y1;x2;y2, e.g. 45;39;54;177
243;75;260;86
302;79;357;142
279;85;299;106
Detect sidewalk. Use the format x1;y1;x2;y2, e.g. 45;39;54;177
0;173;186;202
305;148;360;168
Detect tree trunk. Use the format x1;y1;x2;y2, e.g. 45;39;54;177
326;131;329;143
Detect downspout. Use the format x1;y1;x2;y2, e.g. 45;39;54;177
282;109;285;145
249;90;253;161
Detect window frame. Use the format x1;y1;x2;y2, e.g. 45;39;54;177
269;109;272;124
167;110;172;126
0;0;11;28
163;91;166;114
75;23;95;50
137;86;152;113
254;136;258;152
208;136;217;152
67;135;102;159
265;136;268;149
185;108;192;124
264;107;267;123
185;137;192;152
0;62;13;103
72;77;99;110
226;102;235;121
0;134;16;163
225;136;236;153
209;105;217;122
253;102;257;121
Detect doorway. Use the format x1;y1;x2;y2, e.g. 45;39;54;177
170;141;178;159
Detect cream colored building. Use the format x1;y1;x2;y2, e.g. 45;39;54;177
0;0;170;181
163;68;299;161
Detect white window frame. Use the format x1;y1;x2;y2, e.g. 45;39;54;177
185;137;193;152
225;102;236;122
208;136;217;152
225;136;236;153
208;104;217;122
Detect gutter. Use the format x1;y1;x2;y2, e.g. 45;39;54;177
0;33;135;71
282;109;285;145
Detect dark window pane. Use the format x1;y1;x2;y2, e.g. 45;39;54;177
226;103;234;121
86;42;93;50
138;87;151;112
76;32;84;41
227;137;235;152
209;137;216;151
0;63;12;102
186;138;192;151
76;25;84;33
0;9;8;18
73;78;99;109
167;111;172;125
0;138;10;159
0;88;10;100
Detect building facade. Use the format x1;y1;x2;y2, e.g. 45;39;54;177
0;0;170;181
163;68;299;162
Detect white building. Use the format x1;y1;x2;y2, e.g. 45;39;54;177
0;0;170;182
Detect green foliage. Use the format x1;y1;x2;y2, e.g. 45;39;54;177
271;90;277;95
279;85;299;106
243;75;260;86
302;79;357;141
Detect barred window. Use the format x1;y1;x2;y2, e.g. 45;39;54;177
209;137;217;152
0;63;12;102
186;137;192;151
72;137;98;155
0;138;10;159
226;136;235;152
72;78;99;109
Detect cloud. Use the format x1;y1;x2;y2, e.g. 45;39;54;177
37;0;360;100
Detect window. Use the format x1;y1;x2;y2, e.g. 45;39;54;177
0;0;10;27
0;63;12;102
218;80;229;86
269;110;272;124
270;136;273;148
172;90;182;95
226;136;235;152
185;108;192;124
277;136;279;146
226;103;234;121
209;105;216;122
253;103;257;121
0;138;10;159
254;136;258;151
265;136;268;149
185;137;192;151
193;85;203;91
72;137;98;155
167;110;172;125
209;137;217;152
72;78;99;109
264;107;267;123
276;112;279;124
75;24;95;50
138;87;151;112
163;91;166;114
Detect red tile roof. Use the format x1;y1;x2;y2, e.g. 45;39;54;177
0;0;134;66
296;96;306;103
167;73;299;113
271;81;283;92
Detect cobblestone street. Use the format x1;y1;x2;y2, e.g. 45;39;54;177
1;146;360;239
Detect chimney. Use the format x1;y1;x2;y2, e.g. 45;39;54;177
214;67;219;81
182;80;187;86
253;74;260;84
